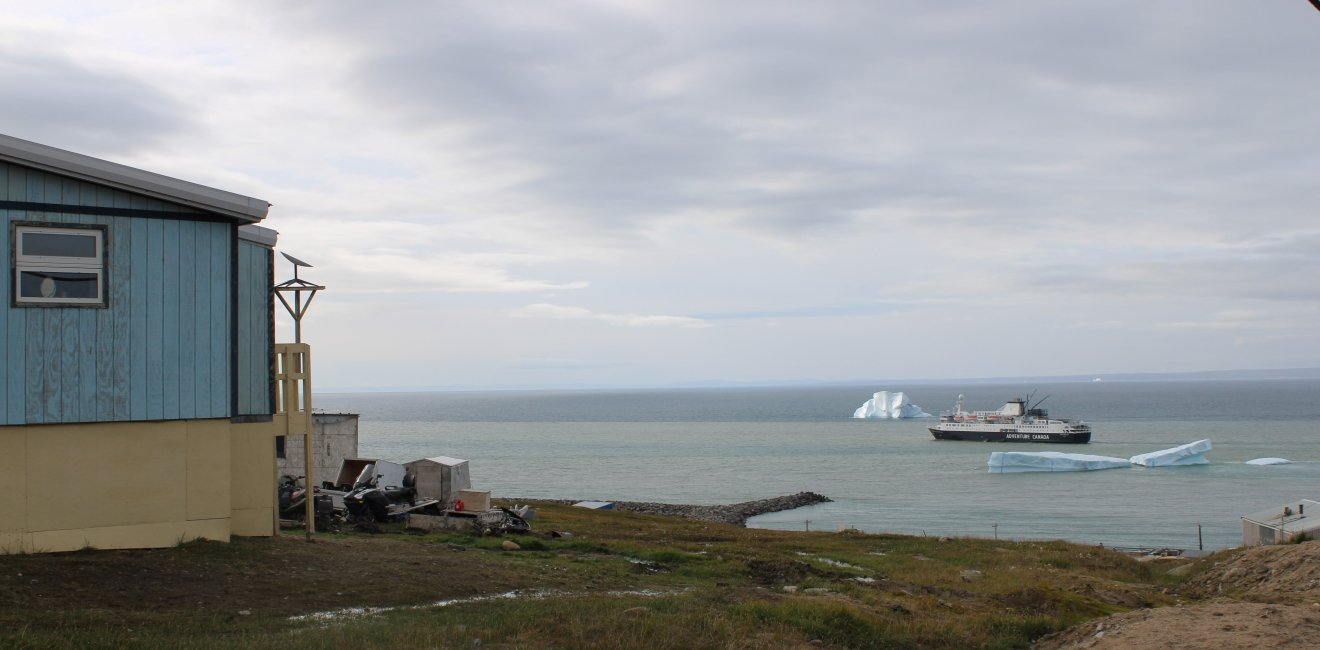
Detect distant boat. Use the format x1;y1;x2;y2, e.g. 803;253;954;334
928;395;1091;444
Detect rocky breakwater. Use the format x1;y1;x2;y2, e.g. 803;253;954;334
610;492;832;527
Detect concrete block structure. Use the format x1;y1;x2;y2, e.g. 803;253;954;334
277;412;360;487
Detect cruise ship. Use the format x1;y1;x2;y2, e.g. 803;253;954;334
928;395;1091;443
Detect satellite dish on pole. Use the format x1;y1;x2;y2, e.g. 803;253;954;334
282;252;312;267
281;252;314;280
273;252;325;343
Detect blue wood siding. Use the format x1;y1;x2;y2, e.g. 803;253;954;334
235;240;272;416
0;161;264;425
210;230;229;416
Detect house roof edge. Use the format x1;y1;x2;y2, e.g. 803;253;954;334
0;133;271;223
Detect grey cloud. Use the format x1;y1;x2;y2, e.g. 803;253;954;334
0;51;191;155
1018;231;1320;302
277;1;1320;268
693;301;918;321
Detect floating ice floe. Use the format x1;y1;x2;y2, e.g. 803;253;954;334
1129;439;1211;467
988;451;1130;473
1244;457;1291;465
987;439;1220;473
853;391;930;419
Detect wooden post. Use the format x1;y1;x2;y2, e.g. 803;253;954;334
301;347;315;540
273;427;281;538
274;344;316;539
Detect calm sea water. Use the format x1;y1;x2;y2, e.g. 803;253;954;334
315;380;1320;550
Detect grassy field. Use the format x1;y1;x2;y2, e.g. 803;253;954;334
0;501;1199;649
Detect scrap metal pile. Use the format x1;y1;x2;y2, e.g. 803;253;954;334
278;455;532;535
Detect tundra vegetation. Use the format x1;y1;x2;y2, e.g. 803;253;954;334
0;501;1269;649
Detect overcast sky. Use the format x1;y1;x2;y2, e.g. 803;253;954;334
4;1;1319;390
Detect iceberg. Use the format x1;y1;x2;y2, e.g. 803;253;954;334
988;451;1130;473
1245;457;1291;465
988;439;1219;474
1129;439;1211;467
853;391;930;419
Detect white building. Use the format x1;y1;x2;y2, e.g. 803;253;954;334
1242;499;1320;545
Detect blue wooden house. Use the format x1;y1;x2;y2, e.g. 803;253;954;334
0;134;305;552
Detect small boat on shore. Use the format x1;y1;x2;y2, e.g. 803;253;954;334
929;394;1091;443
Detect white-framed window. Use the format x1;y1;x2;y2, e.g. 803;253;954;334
13;225;106;306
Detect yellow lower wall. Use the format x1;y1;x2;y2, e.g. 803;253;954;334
231;415;283;537
0;418;278;554
0;429;28;553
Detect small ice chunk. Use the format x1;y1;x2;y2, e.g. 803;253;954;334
1129;439;1211;467
988;451;1130;473
853;391;930;419
1244;457;1291;465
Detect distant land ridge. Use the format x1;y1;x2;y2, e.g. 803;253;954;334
320;367;1320;393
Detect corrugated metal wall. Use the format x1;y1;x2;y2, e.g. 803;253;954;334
0;161;272;425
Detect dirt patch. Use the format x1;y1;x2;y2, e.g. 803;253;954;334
0;535;553;618
1032;601;1320;649
745;559;815;585
1180;541;1320;603
1035;541;1320;649
997;588;1056;613
1070;581;1153;609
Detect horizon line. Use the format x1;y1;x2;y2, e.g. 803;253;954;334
316;366;1320;394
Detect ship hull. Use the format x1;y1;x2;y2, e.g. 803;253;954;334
928;427;1091;444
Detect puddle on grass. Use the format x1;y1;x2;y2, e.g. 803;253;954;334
815;558;865;571
289;590;531;622
290;588;682;623
795;552;865;571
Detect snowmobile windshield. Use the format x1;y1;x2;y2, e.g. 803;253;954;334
353;463;377;489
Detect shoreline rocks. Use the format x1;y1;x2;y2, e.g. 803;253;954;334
511;492;832;527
